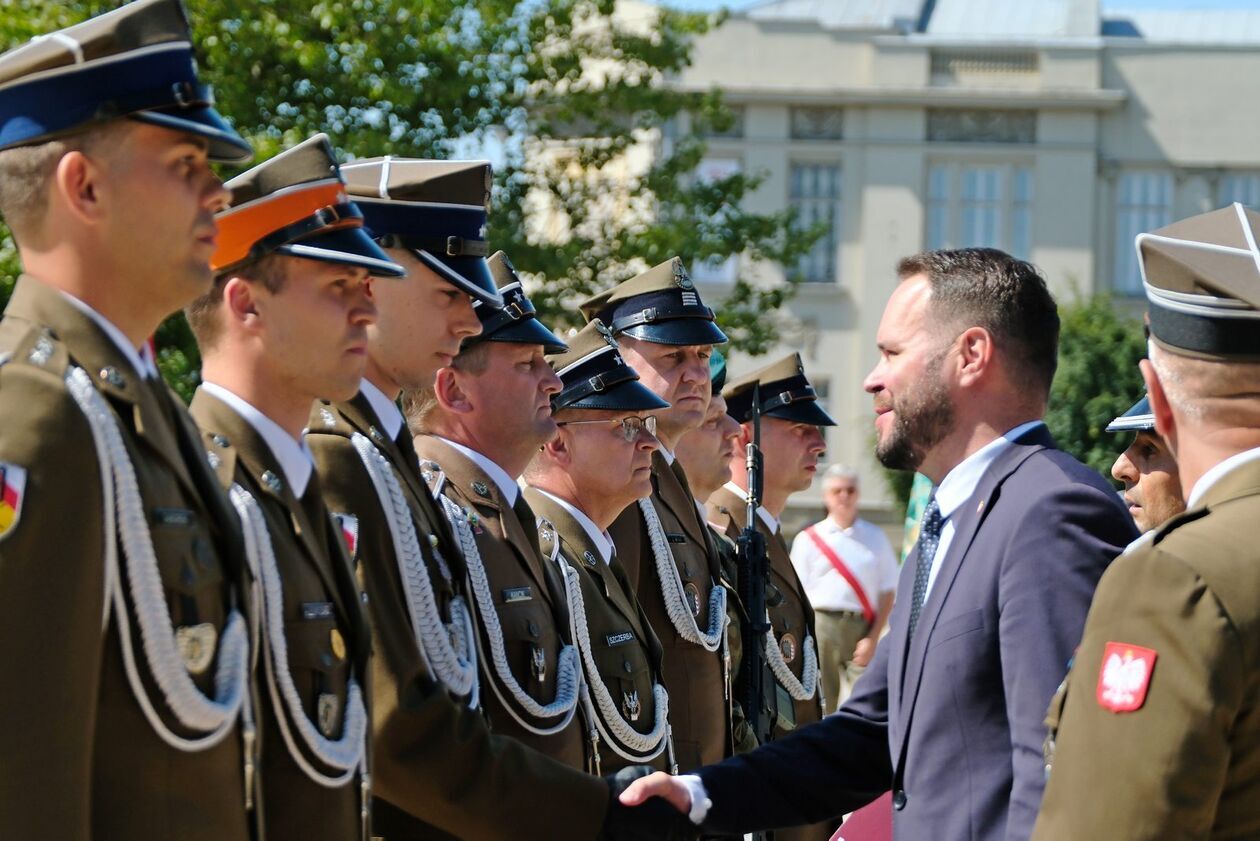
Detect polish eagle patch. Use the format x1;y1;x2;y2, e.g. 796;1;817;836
1096;641;1157;713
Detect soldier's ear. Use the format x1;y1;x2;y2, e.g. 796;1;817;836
433;367;473;414
53;150;106;225
223;276;260;329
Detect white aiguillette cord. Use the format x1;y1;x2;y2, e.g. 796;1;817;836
437;492;581;734
350;432;479;703
66;366;248;750
638;497;727;651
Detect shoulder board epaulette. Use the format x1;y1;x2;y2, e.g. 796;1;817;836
418;458;447;495
306;400;355;437
8;326;70;376
536;515;562;563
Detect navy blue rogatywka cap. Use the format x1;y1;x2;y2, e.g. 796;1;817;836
465;251;568;354
0;0;251;163
1106;396;1156;433
339;156;503;307
578;257;728;347
547;321;670;414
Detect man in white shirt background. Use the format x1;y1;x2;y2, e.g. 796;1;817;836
791;464;898;711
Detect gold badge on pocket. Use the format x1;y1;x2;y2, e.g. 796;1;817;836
330;628;346;661
175;623;218;675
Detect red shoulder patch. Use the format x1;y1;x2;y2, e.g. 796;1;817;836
1096;641;1157;713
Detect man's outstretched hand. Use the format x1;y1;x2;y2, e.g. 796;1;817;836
601;767;697;841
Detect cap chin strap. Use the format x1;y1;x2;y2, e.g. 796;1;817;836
607;303;716;335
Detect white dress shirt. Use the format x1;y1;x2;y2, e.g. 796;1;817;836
435;436;520;507
200;381;315;498
790;517;899;612
529;487;614;564
721;481;780;534
59;289;158;379
359;377;405;442
923;420;1043;598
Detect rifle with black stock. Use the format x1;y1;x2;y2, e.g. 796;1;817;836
735;383;774;747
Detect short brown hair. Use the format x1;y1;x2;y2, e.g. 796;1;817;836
898;247;1060;397
0;121;131;243
401;343;493;434
185;254;289;351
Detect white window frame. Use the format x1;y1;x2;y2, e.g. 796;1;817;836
1112;170;1174;296
925;160;1034;259
788;160;843;284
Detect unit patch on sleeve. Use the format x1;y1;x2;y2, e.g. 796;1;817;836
1096;641;1157;713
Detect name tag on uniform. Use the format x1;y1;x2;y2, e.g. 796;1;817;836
153;507;195;527
302;602;335;620
665;532;687;544
502;586;533;603
606;631;634;647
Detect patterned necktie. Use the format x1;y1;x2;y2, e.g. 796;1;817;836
906;497;943;645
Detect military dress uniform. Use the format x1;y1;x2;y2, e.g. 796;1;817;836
0;4;256;838
581;258;733;772
525;321;676;775
414;251;589;770
708;353;837;841
1032;204;1260;840
307;159;607;841
198;132;401;840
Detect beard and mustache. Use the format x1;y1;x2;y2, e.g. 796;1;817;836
875;347;955;472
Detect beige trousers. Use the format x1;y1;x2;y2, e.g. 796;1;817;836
815;609;871;714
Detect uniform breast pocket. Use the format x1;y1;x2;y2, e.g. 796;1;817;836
497;598;559;695
150;509;226;627
594;636;654;730
927;609;986;650
284;616;351;728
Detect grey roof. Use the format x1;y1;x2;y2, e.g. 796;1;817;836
744;0;924;31
927;0;1100;39
1103;9;1260;44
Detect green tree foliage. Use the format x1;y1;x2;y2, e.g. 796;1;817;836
0;0;818;399
1045;294;1148;482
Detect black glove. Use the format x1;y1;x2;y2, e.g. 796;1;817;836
600;766;698;841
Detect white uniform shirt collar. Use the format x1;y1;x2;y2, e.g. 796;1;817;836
722;481;780;534
1188;445;1260;508
934;420;1044;521
59;289;158;379
200;381;315;498
658;445;676;465
436;436;520;506
531;487;614;563
359;378;405;442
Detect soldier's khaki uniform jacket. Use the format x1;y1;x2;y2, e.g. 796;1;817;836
1033;456;1260;841
192;389;369;841
0;277;253;841
307;394;607;841
526;487;672;775
414;435;588;770
608;452;729;771
709;486;831;841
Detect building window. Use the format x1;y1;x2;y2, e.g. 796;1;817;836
789;162;842;283
1220;173;1260;209
691;157;742;283
927;109;1036;144
926;163;1033;258
790;107;844;141
930;50;1038;85
1114;171;1173;295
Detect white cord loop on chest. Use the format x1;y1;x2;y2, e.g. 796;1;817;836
539;525;669;762
229;485;367;786
638;498;726;652
764;622;819;702
66;366;248;751
349;433;478;702
437;494;580;734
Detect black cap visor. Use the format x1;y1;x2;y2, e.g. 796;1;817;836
619;317;728;347
276;227;406;278
132;105;253;164
414;249;503;307
765;401;837;427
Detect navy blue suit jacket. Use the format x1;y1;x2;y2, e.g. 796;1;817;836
698;427;1137;841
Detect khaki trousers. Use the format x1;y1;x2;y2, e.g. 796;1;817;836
815;609;871;714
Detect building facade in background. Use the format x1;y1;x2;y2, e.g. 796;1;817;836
673;0;1260;527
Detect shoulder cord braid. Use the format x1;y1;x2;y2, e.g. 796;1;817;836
349;433;478;703
230;484;367;786
66;366;248;750
437;494;580;734
637;498;726;651
763;619;819;702
539;523;670;763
